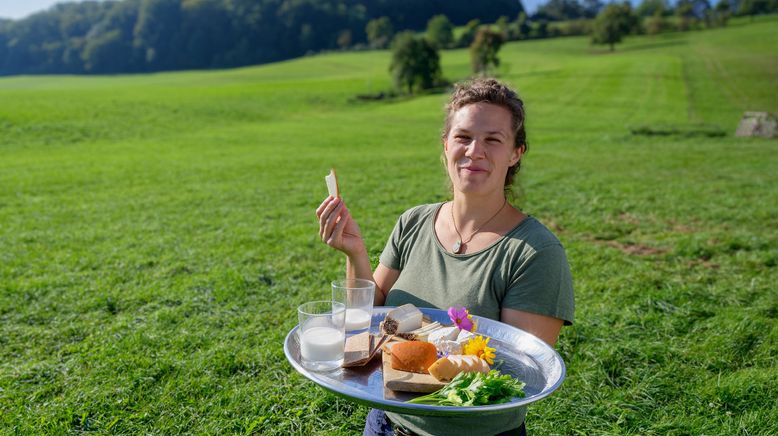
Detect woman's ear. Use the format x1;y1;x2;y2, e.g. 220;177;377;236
509;144;525;166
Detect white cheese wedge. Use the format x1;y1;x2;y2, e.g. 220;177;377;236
456;329;476;344
433;340;462;356
325;168;339;197
385;304;423;333
427;326;460;344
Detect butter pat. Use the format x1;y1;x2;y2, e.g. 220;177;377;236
383;304;423;334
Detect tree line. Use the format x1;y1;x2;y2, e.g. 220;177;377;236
386;0;776;93
0;0;521;75
2;0;775;76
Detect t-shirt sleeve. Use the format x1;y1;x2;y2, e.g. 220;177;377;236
502;243;575;325
379;214;404;270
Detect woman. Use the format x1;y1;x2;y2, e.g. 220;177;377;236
316;78;574;436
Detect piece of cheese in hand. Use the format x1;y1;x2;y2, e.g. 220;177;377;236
428;354;490;382
383;304;423;334
325;168;339;197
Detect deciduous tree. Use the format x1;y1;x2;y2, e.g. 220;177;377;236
470;28;503;75
675;0;697;30
515;13;531;40
366;16;393;49
457;19;480;47
591;2;637;51
133;0;181;70
714;0;731;25
389;32;442;94
645;10;668;34
636;0;669;17
426;14;453;49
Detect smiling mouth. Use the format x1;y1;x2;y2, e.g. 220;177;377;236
460;167;487;173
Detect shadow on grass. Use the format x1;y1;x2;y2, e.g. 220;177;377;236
620;38;688;53
588;39;688;55
629;123;727;138
348;83;452;105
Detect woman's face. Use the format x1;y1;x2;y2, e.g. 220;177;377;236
444;102;522;197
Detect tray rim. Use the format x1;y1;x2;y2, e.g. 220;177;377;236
283;306;567;417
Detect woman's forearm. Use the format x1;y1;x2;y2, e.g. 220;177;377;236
345;248;373;281
345;248;388;306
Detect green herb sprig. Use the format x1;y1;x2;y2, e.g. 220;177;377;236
407;370;525;406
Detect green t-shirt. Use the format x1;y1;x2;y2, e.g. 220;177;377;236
380;203;575;436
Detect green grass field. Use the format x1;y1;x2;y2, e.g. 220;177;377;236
1;16;777;434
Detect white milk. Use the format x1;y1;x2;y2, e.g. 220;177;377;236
345;308;372;332
300;326;345;363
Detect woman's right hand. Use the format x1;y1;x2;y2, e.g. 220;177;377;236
315;196;366;257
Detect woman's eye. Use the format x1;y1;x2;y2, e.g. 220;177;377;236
487;137;501;144
455;135;470;142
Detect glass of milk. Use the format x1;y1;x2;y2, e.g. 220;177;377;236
332;278;375;336
297;301;346;372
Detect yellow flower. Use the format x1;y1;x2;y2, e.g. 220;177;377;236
462;335;496;365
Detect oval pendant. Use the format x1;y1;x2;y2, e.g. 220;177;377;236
452;240;462;254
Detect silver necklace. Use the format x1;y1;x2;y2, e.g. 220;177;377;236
450;198;508;254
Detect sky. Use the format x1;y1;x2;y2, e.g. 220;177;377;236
0;0;80;20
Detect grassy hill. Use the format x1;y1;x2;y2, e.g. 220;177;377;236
1;16;776;434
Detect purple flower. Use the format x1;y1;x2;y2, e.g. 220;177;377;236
448;306;474;332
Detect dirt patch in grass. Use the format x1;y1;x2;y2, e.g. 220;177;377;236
546;219;566;234
604;239;667;256
585;233;668;256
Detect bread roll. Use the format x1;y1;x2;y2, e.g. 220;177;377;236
389;341;438;374
428;355;490;382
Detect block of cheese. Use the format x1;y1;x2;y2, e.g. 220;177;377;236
382;304;423;334
427;354;490;382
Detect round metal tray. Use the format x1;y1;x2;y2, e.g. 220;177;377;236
284;307;566;417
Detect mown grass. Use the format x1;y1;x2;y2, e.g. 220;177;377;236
1;15;777;435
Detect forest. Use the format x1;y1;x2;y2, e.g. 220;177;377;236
0;0;522;75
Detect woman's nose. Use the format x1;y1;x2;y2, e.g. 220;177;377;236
465;138;486;158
